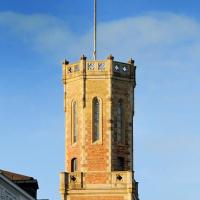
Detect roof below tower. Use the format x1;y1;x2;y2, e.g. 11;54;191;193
0;169;39;199
0;169;34;181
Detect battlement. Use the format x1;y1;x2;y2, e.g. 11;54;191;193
62;55;136;83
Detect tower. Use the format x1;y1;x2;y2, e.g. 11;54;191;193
59;55;139;200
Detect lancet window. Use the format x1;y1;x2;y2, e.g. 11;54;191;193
71;158;77;172
92;97;100;142
72;101;78;144
117;99;124;144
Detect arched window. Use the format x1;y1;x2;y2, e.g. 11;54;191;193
117;100;124;143
71;158;77;172
93;97;100;142
72;101;78;144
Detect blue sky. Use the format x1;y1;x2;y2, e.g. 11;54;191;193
0;0;199;200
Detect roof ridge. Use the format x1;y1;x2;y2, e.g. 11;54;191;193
0;169;34;181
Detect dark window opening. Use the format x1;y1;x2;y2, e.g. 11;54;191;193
72;101;78;143
117;100;124;144
117;157;125;171
71;158;77;172
93;97;100;142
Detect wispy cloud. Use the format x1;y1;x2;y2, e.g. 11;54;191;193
96;12;200;67
0;12;76;58
0;11;200;64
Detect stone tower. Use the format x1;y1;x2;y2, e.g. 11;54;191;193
59;54;139;200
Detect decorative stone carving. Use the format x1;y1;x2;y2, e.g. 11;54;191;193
98;63;105;71
113;63;129;74
68;67;72;73
70;175;76;182
114;65;120;72
122;66;127;72
116;174;123;181
88;63;95;70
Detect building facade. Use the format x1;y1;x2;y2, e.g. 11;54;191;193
0;170;38;200
60;55;139;200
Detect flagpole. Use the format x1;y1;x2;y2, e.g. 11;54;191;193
93;0;97;60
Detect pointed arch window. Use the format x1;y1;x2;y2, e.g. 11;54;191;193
117;99;124;144
71;158;77;172
72;101;78;144
92;97;100;142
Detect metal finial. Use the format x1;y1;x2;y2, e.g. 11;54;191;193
93;0;97;60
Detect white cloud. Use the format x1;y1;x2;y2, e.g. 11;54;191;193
0;11;200;65
0;11;76;57
95;12;200;67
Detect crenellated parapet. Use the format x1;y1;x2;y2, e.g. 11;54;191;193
62;55;136;84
